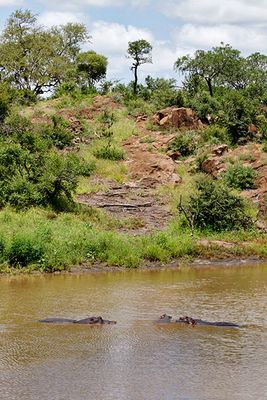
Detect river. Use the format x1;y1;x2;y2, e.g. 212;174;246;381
0;264;266;400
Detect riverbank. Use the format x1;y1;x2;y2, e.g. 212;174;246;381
0;206;266;274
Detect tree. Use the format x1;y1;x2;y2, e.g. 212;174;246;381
76;51;108;87
127;39;152;95
0;113;93;210
0;9;89;96
175;43;242;96
178;176;252;232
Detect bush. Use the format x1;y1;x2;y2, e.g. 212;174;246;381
93;144;124;160
169;131;197;156
0;236;5;261
7;236;45;267
217;91;256;144
201;124;230;145
178;176;252;232
126;98;155;117
0;92;9;122
188;91;220;121
223;163;257;190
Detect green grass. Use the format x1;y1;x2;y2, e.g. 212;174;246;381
75;109;136;186
0;207;266;273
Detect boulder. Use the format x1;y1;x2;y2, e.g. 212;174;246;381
200;144;228;177
153;107;203;130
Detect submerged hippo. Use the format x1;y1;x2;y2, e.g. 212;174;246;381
39;316;117;325
156;314;240;327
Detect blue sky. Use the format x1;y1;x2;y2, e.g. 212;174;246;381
1;0;267;83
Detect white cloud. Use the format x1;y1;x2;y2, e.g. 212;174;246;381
172;24;267;54
90;21;153;55
88;21;153;79
163;0;267;25
38;11;86;27
39;0;151;11
0;0;22;5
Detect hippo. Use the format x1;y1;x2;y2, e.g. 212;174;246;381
156;314;240;327
39;316;117;325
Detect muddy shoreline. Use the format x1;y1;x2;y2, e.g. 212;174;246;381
0;256;266;276
69;256;267;275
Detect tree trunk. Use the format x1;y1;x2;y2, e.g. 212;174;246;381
206;78;213;97
133;65;138;95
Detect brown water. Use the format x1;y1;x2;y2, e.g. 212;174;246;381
0;264;267;400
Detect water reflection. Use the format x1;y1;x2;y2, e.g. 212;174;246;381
0;264;267;400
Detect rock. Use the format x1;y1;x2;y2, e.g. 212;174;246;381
201;157;223;177
153;107;203;130
200;144;228;177
136;115;147;123
255;220;267;232
166;150;181;160
211;144;228;156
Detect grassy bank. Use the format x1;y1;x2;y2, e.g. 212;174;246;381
0;207;266;274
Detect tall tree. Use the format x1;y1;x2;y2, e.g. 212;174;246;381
174;43;242;96
127;39;152;95
0;9;89;96
76;51;108;87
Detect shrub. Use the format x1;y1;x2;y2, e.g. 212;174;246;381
169;131;197;156
178;176;252;232
7;236;45;267
0;91;9;122
262;142;267;152
38;115;74;149
0;236;5;261
188;91;220;121
217;91;256;144
126;98;155;117
93;144;124;160
201;124;230;145
223;163;257;190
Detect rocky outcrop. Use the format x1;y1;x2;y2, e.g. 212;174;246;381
153;107;203;130
200;144;228;177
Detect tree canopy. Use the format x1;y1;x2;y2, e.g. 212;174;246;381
76;51;108;87
127;39;152;95
175;43;267;98
0;9;89;96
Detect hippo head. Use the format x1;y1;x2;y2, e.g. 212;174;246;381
158;314;172;323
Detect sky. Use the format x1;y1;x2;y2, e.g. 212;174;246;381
0;0;267;84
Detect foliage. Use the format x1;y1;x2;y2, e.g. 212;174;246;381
0;84;10;122
187;91;221;121
256;114;267;141
169;131;197;156
144;76;184;109
0;114;93;209
0;9;89;96
126;98;156;116
76;51;108;87
201;124;230;145
7;235;44;266
223;163;257;190
178;176;252;232
217;91;256;144
175;43;242;97
127;39;152;95
175;43;267;99
37;115;74;149
93;144;124;161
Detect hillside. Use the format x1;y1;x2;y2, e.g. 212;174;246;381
0;92;264;273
